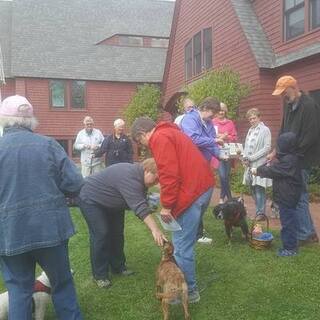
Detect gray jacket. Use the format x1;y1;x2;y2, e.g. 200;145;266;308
243;122;272;188
79;163;151;220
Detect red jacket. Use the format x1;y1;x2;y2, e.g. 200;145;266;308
149;122;214;218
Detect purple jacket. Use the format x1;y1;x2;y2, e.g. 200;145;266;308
180;108;220;161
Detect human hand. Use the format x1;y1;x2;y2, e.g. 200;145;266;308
215;138;224;146
91;145;99;150
151;228;168;246
266;149;276;161
160;208;173;223
250;168;257;175
241;157;250;167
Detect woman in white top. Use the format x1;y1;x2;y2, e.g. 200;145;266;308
243;108;272;220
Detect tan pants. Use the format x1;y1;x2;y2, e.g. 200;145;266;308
81;163;104;178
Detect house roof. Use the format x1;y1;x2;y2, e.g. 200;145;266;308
230;0;320;68
0;1;12;78
230;0;275;68
0;0;174;82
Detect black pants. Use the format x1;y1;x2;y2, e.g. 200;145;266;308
79;200;126;280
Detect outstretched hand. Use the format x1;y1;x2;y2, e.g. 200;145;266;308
152;229;168;247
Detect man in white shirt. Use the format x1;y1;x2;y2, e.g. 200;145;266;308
74;116;104;177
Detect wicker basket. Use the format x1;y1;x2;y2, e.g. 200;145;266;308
250;214;273;250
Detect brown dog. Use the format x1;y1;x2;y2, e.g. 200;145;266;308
156;241;190;320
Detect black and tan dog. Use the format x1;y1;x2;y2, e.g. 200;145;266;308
213;198;249;242
156;241;190;320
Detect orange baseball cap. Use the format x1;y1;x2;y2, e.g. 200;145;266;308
272;75;297;96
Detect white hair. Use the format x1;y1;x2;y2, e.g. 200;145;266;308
83;116;94;124
0;115;38;130
114;118;125;128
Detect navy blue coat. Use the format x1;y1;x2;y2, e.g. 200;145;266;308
257;132;303;208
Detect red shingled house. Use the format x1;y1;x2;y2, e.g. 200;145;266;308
0;0;174;155
161;0;320;140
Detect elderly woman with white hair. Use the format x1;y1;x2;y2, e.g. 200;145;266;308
0;95;83;319
95;118;133;167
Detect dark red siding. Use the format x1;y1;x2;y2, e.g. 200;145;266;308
1;79;15;98
253;0;320;55
162;0;320;144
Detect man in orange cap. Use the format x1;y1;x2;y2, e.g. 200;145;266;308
269;75;320;245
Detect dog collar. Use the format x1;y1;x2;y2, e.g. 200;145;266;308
33;280;51;294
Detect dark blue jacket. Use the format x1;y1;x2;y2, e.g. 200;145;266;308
0;126;84;255
95;133;133;167
257;132;302;208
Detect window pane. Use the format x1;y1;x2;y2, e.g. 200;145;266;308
185;40;192;79
193;32;202;75
286;6;305;39
71;80;85;108
203;28;212;70
311;0;320;29
119;36;143;46
56;139;68;153
285;0;295;10
286;0;304;10
50;80;65;108
150;38;169;48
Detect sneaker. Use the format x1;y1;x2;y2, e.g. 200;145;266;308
197;236;213;244
188;290;200;303
119;269;135;276
277;248;297;257
95;279;112;288
113;269;135;276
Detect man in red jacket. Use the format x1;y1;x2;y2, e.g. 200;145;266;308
131;117;214;303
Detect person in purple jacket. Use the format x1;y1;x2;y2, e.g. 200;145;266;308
180;96;222;244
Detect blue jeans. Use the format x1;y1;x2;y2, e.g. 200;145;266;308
296;170;316;240
78;200;126;280
250;185;266;215
218;160;232;200
279;205;298;251
172;188;213;293
0;242;82;320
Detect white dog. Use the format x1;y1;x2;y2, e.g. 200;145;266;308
0;271;51;320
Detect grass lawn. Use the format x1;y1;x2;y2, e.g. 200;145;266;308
1;208;320;320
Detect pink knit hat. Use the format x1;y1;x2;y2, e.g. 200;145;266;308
0;95;34;118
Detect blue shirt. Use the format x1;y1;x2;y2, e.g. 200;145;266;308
180;108;220;161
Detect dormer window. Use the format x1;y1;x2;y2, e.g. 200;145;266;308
99;35;169;48
119;36;143;47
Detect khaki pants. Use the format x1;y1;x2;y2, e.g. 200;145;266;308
81;163;104;178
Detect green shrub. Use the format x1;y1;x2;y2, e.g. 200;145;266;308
124;84;161;125
309;166;320;184
181;66;251;119
229;165;250;195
